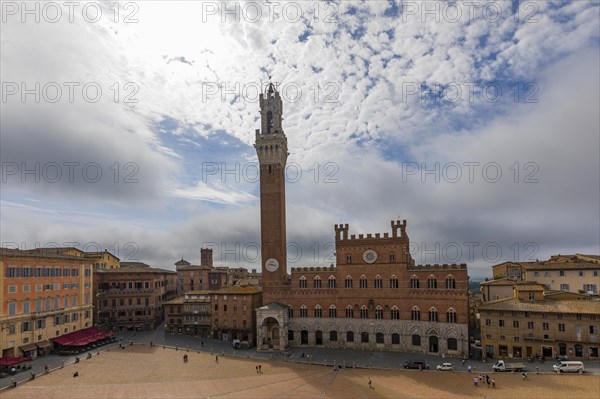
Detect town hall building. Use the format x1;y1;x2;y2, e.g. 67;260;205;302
254;82;469;356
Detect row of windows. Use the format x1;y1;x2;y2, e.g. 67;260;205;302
8;282;81;293
298;275;457;289
5;312;92;335
486;311;595;320
289;305;458;322
98;281;152;290
344;253;397;263
7;294;89;315
5;267;84;278
485;319;598;333
289;330;459;350
533;270;599;277
213;304;248;312
102;298;151;307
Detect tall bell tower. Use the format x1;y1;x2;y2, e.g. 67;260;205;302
255;82;288;294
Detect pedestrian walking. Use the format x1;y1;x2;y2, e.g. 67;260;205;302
215;355;219;364
368;377;372;389
462;359;465;366
473;377;478;386
492;378;496;388
522;371;528;380
44;364;49;373
258;365;262;374
467;365;472;373
256;365;259;374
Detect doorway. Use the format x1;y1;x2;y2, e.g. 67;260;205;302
429;336;439;353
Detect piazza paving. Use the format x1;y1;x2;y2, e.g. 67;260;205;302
2;345;598;399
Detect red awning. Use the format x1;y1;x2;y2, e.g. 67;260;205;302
0;356;31;367
52;336;74;346
52;327;113;347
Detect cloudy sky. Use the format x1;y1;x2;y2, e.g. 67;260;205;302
1;1;599;279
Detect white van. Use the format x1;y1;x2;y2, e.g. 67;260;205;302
553;361;584;374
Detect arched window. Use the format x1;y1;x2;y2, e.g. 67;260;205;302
299;276;307;288
360;305;369;319
391;306;400;320
346;331;354;342
345;305;354;318
427;276;437;289
390;275;399;288
374;275;383;288
300;305;307;318
328;276;336;288
411;307;420;321
412;334;421;346
389;253;396;262
345;276;353;288
288;306;293;318
359;275;368;288
445;275;456;289
446;308;457;323
313;276;322;289
376;332;384;344
314;305;322;318
447;337;458;351
329;331;338;341
361;331;369;343
410;276;420;289
329;305;337;318
375;306;384;319
428;307;438;322
392;333;400;344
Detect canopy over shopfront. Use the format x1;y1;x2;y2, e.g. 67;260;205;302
0;356;31;367
52;327;114;347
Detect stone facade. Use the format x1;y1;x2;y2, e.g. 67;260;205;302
253;82;469;355
95;262;177;331
165;287;262;344
492;254;600;294
479;284;600;359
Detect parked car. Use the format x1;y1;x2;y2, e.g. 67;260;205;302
436;362;454;371
492;360;526;372
403;360;430;370
553;361;584;374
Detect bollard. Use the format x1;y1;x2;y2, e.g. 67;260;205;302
536;367;539;374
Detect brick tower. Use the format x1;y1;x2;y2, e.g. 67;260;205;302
254;82;288;299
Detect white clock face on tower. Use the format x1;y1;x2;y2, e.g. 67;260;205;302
362;249;378;264
265;258;279;272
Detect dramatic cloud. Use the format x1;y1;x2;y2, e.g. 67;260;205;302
1;1;599;278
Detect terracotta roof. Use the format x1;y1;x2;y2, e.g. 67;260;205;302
524;262;599;270
480;279;540;287
97;264;176;274
0;248;91;261
177;264;211;270
515;284;544;291
479;298;600;314
164;297;185;305
187;287;261;295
